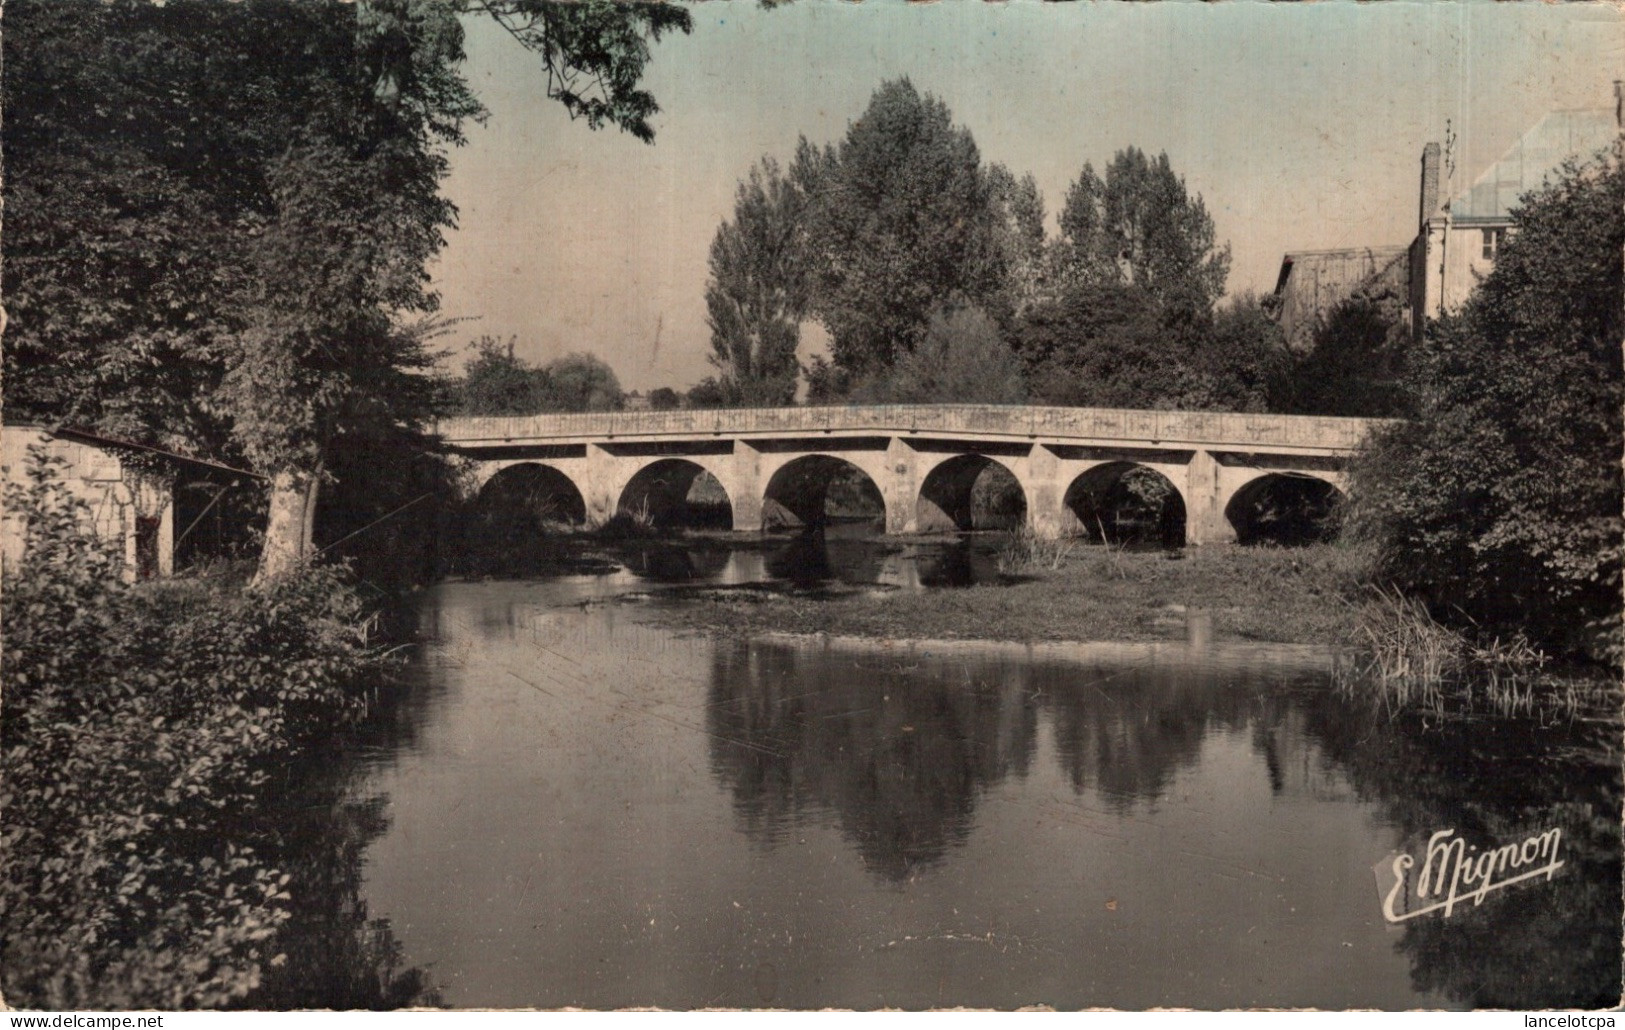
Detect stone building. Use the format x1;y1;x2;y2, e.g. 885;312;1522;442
1273;86;1622;345
3;426;175;581
1409;105;1619;332
2;425;256;582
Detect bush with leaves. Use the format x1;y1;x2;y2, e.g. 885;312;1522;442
849;307;1026;405
1;454;381;1008
454;339;623;416
1283;283;1412;417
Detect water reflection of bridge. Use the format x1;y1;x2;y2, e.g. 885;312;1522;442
438;405;1385;545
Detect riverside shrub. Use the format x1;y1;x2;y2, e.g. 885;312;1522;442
1345;154;1623;663
1;455;378;1008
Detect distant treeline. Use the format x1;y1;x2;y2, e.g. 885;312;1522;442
447;79;1412;422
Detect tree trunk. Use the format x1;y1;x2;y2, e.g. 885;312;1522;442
254;465;322;585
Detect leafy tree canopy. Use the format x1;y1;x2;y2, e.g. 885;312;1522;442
849;307;1026;405
1347;153;1623;662
704;158;809;406
798;79;1004;376
1010;285;1281;414
456;338;623;415
1056;147;1231;317
4;0;690;578
545;352;623;412
1283;284;1412;418
982;164;1049;326
458;336;552;415
646;387;682;411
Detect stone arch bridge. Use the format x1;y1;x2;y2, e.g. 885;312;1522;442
437;405;1387;545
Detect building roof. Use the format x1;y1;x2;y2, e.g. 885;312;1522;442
1273;245;1409;296
1272;245;1411;353
3;424;264;478
1444;108;1617;223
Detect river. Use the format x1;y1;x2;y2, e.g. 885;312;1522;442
270;535;1622;1010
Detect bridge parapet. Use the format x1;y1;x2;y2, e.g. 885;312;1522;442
437;404;1389;454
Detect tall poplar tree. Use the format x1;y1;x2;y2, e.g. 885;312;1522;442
1055;147;1230;316
799;79;1002;376
703;158;810;405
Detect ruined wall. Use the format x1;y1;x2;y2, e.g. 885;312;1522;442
2;427;174;581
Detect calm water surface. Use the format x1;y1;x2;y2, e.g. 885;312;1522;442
335;537;1620;1009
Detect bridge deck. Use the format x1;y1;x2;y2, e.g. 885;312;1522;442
437;404;1385;456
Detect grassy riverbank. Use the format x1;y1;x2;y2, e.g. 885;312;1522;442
646;541;1368;646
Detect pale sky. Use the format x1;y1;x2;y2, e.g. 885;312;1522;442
430;1;1624;392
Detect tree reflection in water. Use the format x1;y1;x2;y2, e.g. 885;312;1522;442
706;639;1036;881
1046;665;1266;808
705;636;1620;1006
763;528;889;587
238;679;445;1009
1301;695;1622;1009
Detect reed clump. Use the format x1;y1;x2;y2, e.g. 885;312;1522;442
592;497;658;540
1332;585;1583;717
996;523;1074;574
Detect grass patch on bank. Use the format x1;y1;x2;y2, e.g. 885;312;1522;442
647;541;1371;646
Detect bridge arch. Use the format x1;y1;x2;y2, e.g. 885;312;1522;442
474;462;588;528
916;454;1026;532
616;458;733;529
1224;472;1344;546
1063;462;1187;546
762;454;885;530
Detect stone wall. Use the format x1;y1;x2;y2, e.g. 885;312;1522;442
2;426;174;581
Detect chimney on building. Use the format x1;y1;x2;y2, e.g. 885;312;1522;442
1615;80;1623;132
1418;142;1441;231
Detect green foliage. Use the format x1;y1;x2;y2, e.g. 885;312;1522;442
849;307;1026;405
1010;284;1284;413
6;0;688;577
464;0;691;144
235;792;441;1010
3;0;345;450
1055;147;1231;316
646;387;682;411
318;426;466;593
1010;285;1179;408
1284;284;1412;417
998;147;1269;414
456;338;623;415
799;80;1003;376
1346;154;1623;662
457;336;551;416
1013;286;1167;407
705;158;809;406
1;458;382;1009
684;377;733;410
981;165;1050;325
1187;292;1291;412
545;352;624;412
723;89;1242;406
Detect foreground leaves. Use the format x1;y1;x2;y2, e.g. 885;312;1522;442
1;459;378;1008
